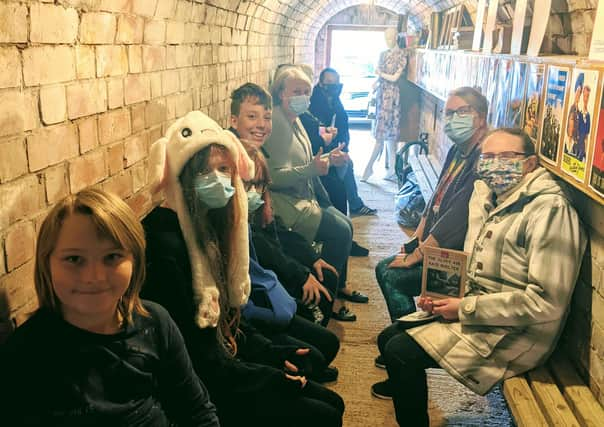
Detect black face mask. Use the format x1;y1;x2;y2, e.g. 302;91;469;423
322;83;343;98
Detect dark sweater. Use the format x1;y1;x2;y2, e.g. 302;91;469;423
0;301;218;427
140;207;305;416
422;144;481;250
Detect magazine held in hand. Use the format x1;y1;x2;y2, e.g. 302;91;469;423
398;246;468;323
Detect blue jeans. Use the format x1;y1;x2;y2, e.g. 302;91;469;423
343;160;364;211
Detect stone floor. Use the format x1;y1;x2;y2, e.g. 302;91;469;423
325;126;513;427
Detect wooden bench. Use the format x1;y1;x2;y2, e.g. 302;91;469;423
503;352;604;426
407;151;440;202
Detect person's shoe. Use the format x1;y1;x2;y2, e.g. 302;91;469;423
350;205;378;217
371;380;393;400
331;306;357;322
350;241;369;257
374;355;386;369
339;290;369;303
314;366;339;383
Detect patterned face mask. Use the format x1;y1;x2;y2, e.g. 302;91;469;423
476;157;525;196
193;171;235;209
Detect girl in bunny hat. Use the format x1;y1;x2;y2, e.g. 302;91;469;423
141;111;344;427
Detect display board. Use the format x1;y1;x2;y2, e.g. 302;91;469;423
409;49;604;205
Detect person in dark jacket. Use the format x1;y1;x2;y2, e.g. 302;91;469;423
307;67;377;218
142;110;344;427
1;188;218;427
374;87;489;327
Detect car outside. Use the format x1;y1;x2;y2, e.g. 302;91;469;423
340;74;377;123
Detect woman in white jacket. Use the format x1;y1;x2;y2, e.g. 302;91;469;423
372;128;587;426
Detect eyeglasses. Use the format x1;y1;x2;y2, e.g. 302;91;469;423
444;105;474;119
479;151;528;160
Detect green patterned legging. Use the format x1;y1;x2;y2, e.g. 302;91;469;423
375;254;423;321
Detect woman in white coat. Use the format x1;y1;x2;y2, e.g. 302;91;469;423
371;128;587;426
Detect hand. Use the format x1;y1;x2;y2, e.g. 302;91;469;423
326;126;338;138
312;258;338;282
417;296;434;313
431;298;461;320
285;373;308;388
302;274;333;304
387;251;421;269
321;131;335;145
313;147;329;176
284;348;310;373
329;143;349;167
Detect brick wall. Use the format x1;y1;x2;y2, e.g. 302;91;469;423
0;0;294;335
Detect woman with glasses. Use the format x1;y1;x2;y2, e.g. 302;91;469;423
373;87;489;329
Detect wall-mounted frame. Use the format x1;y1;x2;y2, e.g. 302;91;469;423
408;49;604;205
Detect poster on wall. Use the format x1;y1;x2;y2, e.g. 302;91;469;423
491;59;514;127
505;61;528;127
539;65;570;165
589;81;604;196
524;63;545;145
561;69;600;182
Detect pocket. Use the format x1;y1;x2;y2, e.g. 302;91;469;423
454;324;513;358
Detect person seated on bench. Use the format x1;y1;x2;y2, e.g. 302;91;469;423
371;128;587;427
1;189;219;426
142;111;344;427
375;87;489;323
228;82;341;325
264;66;367;322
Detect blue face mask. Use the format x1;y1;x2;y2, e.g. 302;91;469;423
444;113;476;145
193;171;235;209
288;95;310;115
247;190;265;213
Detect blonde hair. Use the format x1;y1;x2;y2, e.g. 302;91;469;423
270;66;312;106
34;188;148;325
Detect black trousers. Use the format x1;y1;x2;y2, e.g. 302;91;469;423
315;206;352;290
256;315;340;379
377;322;439;427
219;380;344;427
320;168;347;215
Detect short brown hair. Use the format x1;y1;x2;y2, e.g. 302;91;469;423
486;127;536;156
230;83;272;116
448;86;489;119
35;188;148;324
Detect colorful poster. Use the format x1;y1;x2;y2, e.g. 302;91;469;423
524;63;545;144
561;69;599;182
589;82;604;196
539;65;569;165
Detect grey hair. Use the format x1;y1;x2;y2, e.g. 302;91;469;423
270;66;312;106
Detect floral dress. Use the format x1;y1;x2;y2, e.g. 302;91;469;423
373;47;407;142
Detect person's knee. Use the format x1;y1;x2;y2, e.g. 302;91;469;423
322;329;340;363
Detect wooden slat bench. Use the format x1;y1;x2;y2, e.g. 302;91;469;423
397;138;441;203
503;352;604;426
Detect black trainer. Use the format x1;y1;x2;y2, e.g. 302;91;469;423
371;380;393;400
374;355;386;369
313;366;339;383
350;241;369;257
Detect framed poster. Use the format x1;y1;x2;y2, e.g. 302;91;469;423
524;63;546;145
421;247;467;299
539;65;570;166
561;69;600;182
589;78;604;197
505;61;528;128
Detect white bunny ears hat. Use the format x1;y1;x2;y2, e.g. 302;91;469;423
148;110;253;329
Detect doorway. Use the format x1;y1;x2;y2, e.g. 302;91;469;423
327;27;388;122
